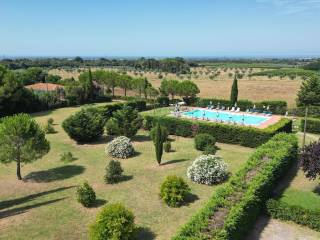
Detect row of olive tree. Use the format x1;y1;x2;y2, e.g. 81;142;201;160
159;79;200;104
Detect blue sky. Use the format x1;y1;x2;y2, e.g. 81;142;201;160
1;0;320;57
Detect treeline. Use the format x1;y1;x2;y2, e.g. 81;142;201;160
0;64;163;117
302;59;320;71
249;68;318;79
198;58;311;69
0;65;64;117
0;57;194;74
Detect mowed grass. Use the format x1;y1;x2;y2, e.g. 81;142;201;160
276;132;320;212
0;103;254;240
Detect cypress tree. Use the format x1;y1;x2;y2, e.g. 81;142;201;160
230;75;238;105
154;124;164;165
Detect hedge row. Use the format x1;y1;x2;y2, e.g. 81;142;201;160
266;199;320;231
143;115;292;148
172;133;298;240
300;118;320;134
96;100;147;120
195;98;288;115
289;106;320;118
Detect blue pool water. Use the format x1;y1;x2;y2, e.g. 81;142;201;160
182;109;269;126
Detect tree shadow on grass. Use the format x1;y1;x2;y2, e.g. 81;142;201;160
90;199;107;208
132;134;151;142
161;159;188;166
82;135;114;146
0;198;66;219
272;158;300;199
0;186;75;210
313;185;320;195
135;226;156;240
24;165;85;183
184;193;199;206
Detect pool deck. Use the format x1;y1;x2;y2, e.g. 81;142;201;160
172;107;282;129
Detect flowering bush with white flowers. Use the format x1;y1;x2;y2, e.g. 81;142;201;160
106;136;135;159
187;155;228;185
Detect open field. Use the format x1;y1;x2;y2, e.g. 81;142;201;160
0;103;253;240
49;67;302;108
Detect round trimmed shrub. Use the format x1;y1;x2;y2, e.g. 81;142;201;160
76;181;96;207
105;118;120;136
194;133;216;151
60;151;74;162
89;203;135;240
187;155;228;185
160;175;190;207
164;141;171;153
105;160;123;184
47;118;54;125
62;108;104;143
106;136;135;159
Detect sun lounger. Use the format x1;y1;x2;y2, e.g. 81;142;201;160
230;107;235;112
235;107;240;112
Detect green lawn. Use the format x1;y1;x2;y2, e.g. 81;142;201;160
276;132;320;212
0;103;253;240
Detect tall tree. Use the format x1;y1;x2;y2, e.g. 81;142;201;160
300;140;320;180
160;79;179;99
177;80;200;104
151;124;167;165
118;74;132;96
79;69;95;101
0;114;50;180
297;76;320;147
230;75;238;105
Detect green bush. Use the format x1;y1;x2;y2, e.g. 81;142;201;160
289;106;320;118
89;203;135;240
194;133;216;151
62;108;105;143
47;118;54;125
105;160;123;184
76;181;96;207
105;118;120;135
160;175;191;207
111;106;143;137
300;118;320;134
43;121;56;134
164;141;171;152
96;100;147;120
203;145;217;155
157;96;170;107
172;133;298;240
60;151;74;162
144;115;292;148
266;199;320;231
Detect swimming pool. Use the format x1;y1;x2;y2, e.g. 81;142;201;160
181;109;269;126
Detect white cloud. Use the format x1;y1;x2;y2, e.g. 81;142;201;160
256;0;320;14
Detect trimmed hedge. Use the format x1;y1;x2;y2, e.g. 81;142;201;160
289;106;320;118
172;133;298;240
300;118;320;134
266;199;320;231
195;98;287;115
144;115;292;148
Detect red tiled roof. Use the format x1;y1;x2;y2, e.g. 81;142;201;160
25;83;64;91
